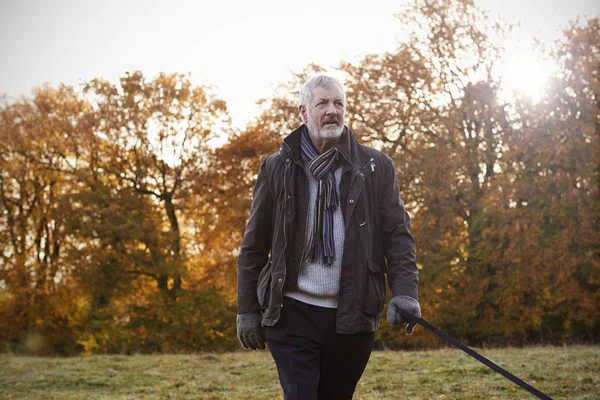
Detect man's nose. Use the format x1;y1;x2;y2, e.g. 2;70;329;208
325;103;337;115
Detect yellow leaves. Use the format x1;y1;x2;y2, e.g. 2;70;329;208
167;277;175;290
77;335;100;356
1;8;599;356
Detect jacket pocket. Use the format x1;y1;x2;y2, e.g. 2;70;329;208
363;259;386;316
257;260;272;309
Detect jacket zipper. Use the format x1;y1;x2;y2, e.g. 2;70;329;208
279;146;291;309
279;145;313;309
297;163;312;276
363;157;375;174
350;157;375;188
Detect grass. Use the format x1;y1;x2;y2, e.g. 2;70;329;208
0;346;598;399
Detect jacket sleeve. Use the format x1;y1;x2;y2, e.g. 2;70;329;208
237;158;274;314
379;156;419;300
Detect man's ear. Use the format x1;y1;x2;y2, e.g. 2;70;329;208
298;105;307;123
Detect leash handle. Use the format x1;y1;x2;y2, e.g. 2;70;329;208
400;311;553;400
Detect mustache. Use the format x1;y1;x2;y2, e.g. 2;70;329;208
322;117;340;124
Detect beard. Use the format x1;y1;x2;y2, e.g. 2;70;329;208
307;115;344;142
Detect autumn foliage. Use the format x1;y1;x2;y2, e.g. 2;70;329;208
0;1;598;354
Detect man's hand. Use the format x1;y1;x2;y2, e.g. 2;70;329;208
386;295;421;335
236;312;266;350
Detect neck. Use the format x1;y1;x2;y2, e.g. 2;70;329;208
308;132;339;153
312;139;336;153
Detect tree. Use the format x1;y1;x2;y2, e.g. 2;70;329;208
80;71;229;302
0;84;92;354
478;18;600;342
0;72;237;353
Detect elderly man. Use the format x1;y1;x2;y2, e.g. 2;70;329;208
237;73;421;400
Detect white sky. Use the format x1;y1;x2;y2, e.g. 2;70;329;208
1;0;599;128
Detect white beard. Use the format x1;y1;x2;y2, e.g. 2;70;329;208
307;118;343;143
317;124;343;141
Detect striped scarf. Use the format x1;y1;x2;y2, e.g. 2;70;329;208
300;127;340;265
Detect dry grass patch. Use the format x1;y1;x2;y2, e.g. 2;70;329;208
0;346;598;399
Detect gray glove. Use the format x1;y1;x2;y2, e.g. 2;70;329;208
387;295;421;335
236;312;266;350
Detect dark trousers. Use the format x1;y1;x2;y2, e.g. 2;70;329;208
265;297;375;400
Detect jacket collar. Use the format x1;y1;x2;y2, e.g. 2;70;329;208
280;124;369;167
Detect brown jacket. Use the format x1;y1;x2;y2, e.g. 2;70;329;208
237;125;418;334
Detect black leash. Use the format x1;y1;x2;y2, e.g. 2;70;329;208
400;311;553;400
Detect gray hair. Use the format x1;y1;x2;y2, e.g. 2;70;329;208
299;73;346;108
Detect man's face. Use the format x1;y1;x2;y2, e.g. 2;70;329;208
301;85;345;145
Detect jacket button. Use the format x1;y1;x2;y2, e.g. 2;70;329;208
285;158;290;163
287;195;291;199
349;199;355;203
278;278;283;283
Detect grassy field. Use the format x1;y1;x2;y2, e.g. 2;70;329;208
0;346;598;399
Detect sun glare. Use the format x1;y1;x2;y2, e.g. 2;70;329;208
498;51;557;103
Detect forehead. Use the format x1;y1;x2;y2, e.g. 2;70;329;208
311;85;344;102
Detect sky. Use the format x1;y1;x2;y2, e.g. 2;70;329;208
1;0;599;129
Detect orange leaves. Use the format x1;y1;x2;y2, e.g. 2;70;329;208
1;4;599;354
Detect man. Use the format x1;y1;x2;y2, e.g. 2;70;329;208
237;73;421;400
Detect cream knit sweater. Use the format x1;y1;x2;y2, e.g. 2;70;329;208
283;166;344;308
